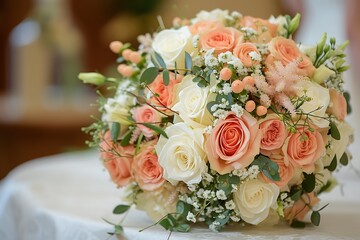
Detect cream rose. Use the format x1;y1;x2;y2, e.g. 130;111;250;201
195;9;230;23
136;183;177;221
297;80;330;128
173;75;215;129
152;27;194;69
233;179;279;225
155;122;207;185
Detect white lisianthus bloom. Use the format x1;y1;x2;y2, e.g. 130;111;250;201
156;122;207;185
195;8;229;23
103;80;136;133
233;179;279;225
173;75;215;129
152;27;195;69
312;65;335;84
297;80;330;128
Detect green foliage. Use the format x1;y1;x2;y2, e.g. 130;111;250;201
185;52;193;71
339;152;349;166
326;155;337;172
329;122;341;140
311;211;321;226
252;155;281;181
302;173;316;193
162;69;170;86
140;67;159;85
120;129;133;146
291;220;306;228
140;122;168;138
343;91;352;114
111;122;121;141
154;51;167;68
217;174;240;195
113;204;131;214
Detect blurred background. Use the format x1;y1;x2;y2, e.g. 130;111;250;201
0;0;359;179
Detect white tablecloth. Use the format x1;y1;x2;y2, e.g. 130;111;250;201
1;150;360;240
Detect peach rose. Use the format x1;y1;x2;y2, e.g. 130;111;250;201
261;154;295;188
266;37;316;77
241;16;278;43
206;112;262;174
133;141;165;191
327;89;347;121
259;115;287;156
282;127;325;174
233;42;260;67
147;72;183;113
132;105;162;138
199;26;240;54
284;192;320;223
189;20;221;35
100;132;134;187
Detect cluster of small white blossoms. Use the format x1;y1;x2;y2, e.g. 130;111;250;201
279;192;295;209
232;165;260;182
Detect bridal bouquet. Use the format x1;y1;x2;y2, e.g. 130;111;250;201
79;9;353;233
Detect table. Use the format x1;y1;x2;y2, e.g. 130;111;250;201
1;150;360;240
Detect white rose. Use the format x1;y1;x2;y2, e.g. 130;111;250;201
103;81;136;131
312;65;335;84
297;80;330;128
233;179;279;225
155;122;207;185
173;75;215;129
135;183;177;221
152;27;194;69
322;121;354;166
195;9;229;23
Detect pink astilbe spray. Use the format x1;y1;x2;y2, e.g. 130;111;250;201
252;60;307;114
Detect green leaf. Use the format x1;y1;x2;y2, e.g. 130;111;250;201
207;101;217;114
192;66;202;75
120;130;133;146
290;189;302;201
163;69;170;86
227;93;233;106
217;174;240;195
113;204;131;214
116;56;124;63
174;223;191;232
185;52;192;71
252;155;281;181
330;122;341;140
311;211;321;226
326;155;337;171
197;80;207;88
140;67;159;85
176;201;191;219
141;123;168;138
111;122;120;141
291;220;306;228
192;76;202;83
343;91;352;114
339;152;349;166
154;51;167;69
302;173;316;193
150;54;160;68
159;218;172;230
114;225;124;234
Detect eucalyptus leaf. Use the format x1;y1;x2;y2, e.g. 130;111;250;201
291;220;306;228
311;211;321;226
174;223;191;232
111;122;120;141
302;173;316;193
140;67;159;85
176;201;191;219
339;152;349;166
192;76;203;83
141;123;168;138
113;204;130;214
330;121;341;140
252;155;281;181
326;155;337;171
185;52;192;71
121;130;133;146
114;225;124;234
207;101;217;114
154;51;167;68
163;69;170;86
343;91;352;114
159;218;172;230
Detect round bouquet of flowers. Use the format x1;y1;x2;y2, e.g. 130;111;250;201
79;9;353;233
